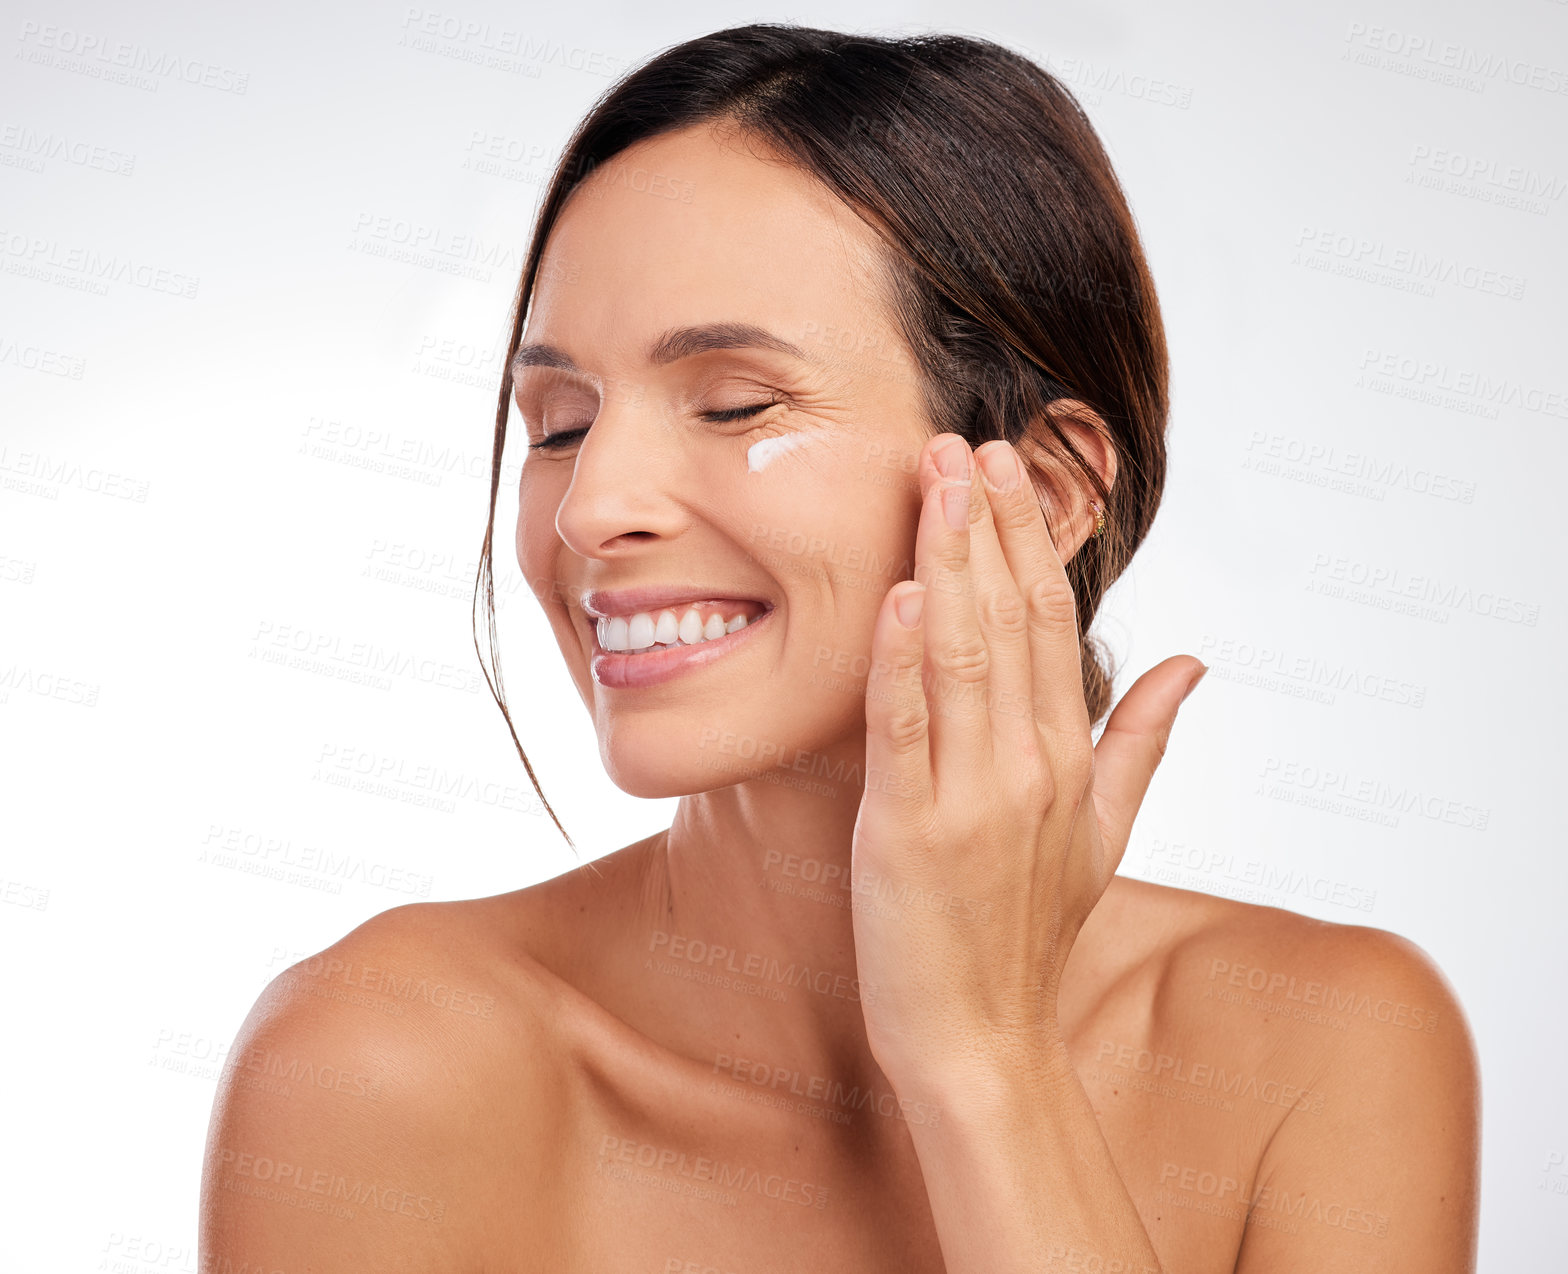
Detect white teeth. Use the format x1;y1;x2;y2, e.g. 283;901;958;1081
627;613;657;650
596;606;756;653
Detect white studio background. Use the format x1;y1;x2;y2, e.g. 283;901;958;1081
2;0;1563;1268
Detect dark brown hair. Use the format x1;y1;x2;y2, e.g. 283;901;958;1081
474;23;1170;850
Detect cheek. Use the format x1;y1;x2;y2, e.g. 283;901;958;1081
748;465;915;607
515;482;563;606
746;433;813;472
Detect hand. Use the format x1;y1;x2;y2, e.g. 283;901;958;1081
850;430;1206;1087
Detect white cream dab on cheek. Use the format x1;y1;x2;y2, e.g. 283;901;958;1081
746;433;812;473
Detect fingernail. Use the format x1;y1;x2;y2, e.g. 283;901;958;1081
895;584;925;628
978;444;1021;492
942;483;969;529
1181;663;1209;704
935;437;970;481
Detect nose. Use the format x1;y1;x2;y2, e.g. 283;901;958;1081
552;405;691;564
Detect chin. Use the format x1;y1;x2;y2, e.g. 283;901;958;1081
600;754;742;800
595;714;780;800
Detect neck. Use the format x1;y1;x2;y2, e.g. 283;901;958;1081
633;733;891;1101
601;733;1139;1121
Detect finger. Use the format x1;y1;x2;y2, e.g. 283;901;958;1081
915;434;995;792
973;439;1091;743
1091;656;1207;868
862;579;934;835
962;439;1039;759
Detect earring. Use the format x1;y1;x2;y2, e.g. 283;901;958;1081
1090;501;1107;538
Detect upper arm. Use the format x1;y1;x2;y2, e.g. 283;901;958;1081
197;905;535;1273
1231;927;1481;1274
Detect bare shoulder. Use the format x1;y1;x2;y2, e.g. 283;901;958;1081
199;898;576;1273
1127;878;1481;1272
1139;878;1475;1053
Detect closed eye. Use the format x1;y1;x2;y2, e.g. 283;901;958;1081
701;399;781;424
527;428;589;453
526;399;782;452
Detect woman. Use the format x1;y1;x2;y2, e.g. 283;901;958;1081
200;23;1479;1273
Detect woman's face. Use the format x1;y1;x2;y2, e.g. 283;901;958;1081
513;121;942;798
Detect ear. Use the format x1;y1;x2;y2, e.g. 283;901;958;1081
1014;399;1118;562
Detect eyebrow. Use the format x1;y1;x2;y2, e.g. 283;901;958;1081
509;321;810;381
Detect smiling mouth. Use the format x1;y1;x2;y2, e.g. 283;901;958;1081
592;599;771;654
588;604;776;689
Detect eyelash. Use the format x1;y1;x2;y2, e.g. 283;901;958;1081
527;400;781;452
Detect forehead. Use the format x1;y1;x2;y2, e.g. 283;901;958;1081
527;122;894;360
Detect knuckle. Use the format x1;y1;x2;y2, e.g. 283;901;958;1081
930;632;991;684
1026;769;1056;813
1019;742;1055;800
934;526;972;572
1000;742;1049;805
1058;734;1096;787
1025;574;1079;639
978;587;1029;637
1010;727;1043;772
880;701;931;752
993;493;1040;534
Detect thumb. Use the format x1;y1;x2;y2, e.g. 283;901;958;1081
1090;655;1207;861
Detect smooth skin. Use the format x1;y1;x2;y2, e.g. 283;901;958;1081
200;120;1480;1273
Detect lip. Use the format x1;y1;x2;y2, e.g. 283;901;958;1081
590;605;776;690
580;585;773;621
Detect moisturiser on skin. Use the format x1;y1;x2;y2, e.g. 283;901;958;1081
746;433;811;472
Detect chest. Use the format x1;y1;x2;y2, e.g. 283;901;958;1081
488;1028;1279;1274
